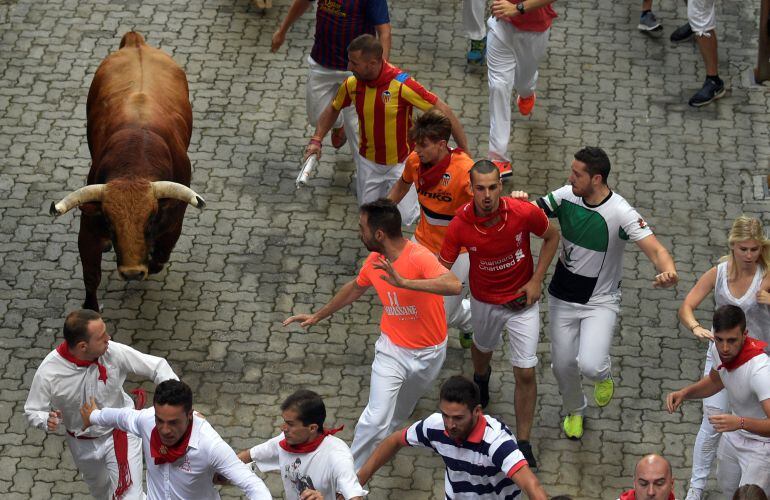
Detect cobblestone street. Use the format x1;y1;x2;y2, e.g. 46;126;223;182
1;0;770;497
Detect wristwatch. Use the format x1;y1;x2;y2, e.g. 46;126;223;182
516;2;526;14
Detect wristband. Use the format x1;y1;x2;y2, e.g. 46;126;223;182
689;323;701;332
740;417;745;430
308;138;322;147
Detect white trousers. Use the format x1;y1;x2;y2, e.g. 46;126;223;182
306;56;360;159
445;252;472;333
355;155;420;225
67;432;145;500
689;344;731;490
486;18;550;162
350;334;446;469
470;297;540;368
717;432;770;497
548;294;619;414
687;0;716;35
463;0;487;40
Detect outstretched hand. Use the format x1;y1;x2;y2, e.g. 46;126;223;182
283;314;320;329
79;397;98;430
374;256;407;288
665;391;685;413
653;271;678;288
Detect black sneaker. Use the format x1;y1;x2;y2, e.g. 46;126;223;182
670;23;694;42
688;77;725;107
517;440;538;469
473;367;491;408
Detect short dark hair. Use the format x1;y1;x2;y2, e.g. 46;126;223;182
360;198;402;238
280;390;326;429
713;304;747;334
348;34;383;60
574;147;611;183
733;484;768;500
408;109;452;144
469;159;500;184
63;309;102;348
439;375;480;410
154;380;193;413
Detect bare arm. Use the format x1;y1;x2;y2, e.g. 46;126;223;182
386;178;412;205
357;430;406;486
305;104;343;160
510;466;548;500
271;0;313;52
284;279;369;328
636;235;679;288
666;370;724;412
678;266;718;340
374;257;462;295
375;23;392;61
517;222;559;305
431;99;469;153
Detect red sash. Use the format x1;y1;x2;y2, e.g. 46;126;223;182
56;342;107;383
717;337;768;372
150;420;193;465
278;425;344;453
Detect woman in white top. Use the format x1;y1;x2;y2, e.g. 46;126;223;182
678;216;770;500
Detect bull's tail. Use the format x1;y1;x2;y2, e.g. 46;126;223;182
119;31;145;49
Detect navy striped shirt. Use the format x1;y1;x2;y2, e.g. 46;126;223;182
403;413;527;499
310;0;390;70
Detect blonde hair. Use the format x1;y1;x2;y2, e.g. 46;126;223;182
719;216;770;278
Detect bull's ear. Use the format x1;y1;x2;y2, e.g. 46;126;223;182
79;202;102;216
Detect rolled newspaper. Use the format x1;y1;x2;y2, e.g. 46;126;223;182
296;155;318;188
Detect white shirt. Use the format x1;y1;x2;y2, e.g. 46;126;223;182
91;407;272;500
711;343;770;442
24;340;178;437
250;433;364;500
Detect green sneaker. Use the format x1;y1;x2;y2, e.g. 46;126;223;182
563;414;583;440
594;378;614;407
459;331;473;349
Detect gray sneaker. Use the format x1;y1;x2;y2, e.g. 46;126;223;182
684;487;703;500
638;11;662;31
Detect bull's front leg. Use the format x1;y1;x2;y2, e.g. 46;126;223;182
149;204;186;274
78;216;106;311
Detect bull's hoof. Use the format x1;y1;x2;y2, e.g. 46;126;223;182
148;261;165;275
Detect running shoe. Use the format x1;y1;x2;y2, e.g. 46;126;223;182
459;330;473;349
685;487;703;500
637;11;662;32
491;160;512;179
563;414;584;440
330;127;347;149
467;37;487;64
688;77;725;107
670;23;694;42
473;367;491;408
517;93;536;116
518;440;538;469
594;377;614;407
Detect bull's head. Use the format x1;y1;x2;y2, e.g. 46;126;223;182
50;181;205;280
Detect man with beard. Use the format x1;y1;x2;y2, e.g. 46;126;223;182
667;305;770;497
617;454;676;500
80;380;272;499
305;34;468;225
284;198;462;469
357;375;548;499
439;159;560;468
386;108;475;348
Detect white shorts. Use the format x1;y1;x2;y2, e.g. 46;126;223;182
355;155;419;225
470;297;540;368
717;431;770;496
687;0;716;35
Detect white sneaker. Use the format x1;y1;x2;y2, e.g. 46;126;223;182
685;487;703;500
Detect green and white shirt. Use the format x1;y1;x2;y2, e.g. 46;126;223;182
537;186;653;305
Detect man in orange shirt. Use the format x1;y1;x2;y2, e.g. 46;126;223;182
284;198;461;469
387;108;475;348
305;34;468;225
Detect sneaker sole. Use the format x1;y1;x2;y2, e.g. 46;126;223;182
637;24;662;31
689;87;726;107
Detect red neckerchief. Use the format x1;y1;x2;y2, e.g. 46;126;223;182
365;61;400;88
278;425;344;454
56;342;107;384
150;419;193;465
418;148;460;191
717;336;768;371
619;490;674;500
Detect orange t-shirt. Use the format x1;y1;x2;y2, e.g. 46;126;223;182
402;149;474;254
356;241;448;348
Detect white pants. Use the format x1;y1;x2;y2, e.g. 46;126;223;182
486;17;550;162
355;155;420;225
306;56;359;159
548;294;619;414
717;432;770;496
350;334;447;469
445;252;472;333
463;0;487;40
67;432;145;500
687;0;716;35
470;297;540;369
689;344;730;490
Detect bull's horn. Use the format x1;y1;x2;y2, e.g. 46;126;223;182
50;185;106;216
151;181;205;209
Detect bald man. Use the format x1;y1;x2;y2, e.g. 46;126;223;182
618;454;676;500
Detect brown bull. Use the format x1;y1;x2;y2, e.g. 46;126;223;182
51;32;204;311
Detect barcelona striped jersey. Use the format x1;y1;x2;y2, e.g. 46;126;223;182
332;61;438;166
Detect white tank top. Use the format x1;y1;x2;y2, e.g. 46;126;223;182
714;261;770;342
